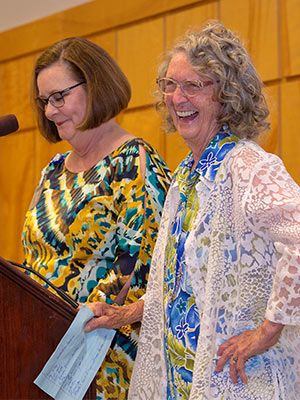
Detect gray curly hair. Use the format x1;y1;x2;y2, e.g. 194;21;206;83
156;21;270;139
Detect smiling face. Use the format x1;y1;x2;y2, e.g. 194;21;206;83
165;52;221;155
37;61;87;143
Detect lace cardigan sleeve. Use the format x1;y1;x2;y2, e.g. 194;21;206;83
233;144;300;326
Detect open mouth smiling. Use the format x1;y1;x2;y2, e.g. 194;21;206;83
176;110;198;119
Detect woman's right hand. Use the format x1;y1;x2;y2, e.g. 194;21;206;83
216;319;284;383
80;300;144;332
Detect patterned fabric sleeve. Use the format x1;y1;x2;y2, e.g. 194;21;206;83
231;144;300;326
87;139;171;307
84;139;171;399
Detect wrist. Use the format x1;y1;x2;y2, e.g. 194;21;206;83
260;319;284;345
122;300;144;325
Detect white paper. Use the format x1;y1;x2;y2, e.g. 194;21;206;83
34;305;116;400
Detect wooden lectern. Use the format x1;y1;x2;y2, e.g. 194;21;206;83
0;256;96;399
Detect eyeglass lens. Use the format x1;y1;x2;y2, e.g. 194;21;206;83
36;82;84;111
157;78;212;97
36;92;65;111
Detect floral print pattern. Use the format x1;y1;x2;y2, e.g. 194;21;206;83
163;128;239;399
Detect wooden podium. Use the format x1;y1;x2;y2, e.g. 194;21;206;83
0;256;96;399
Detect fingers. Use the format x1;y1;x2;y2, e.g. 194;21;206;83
216;339;249;384
216;343;235;371
84;316;105;332
229;356;248;384
229;356;238;384
217;337;235;356
215;353;230;372
216;324;281;385
238;362;248;384
83;303;123;332
84;301;108;316
82;303;112;332
217;352;248;384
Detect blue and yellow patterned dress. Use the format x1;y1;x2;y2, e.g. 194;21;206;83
22;138;171;399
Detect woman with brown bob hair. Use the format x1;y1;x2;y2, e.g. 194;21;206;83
23;37;171;399
31;37;131;142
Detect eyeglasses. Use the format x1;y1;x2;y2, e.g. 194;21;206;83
156;77;213;97
36;81;85;111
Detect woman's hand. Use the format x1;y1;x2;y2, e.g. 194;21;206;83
79;300;144;332
216;319;284;384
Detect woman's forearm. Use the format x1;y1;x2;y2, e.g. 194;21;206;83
119;299;145;325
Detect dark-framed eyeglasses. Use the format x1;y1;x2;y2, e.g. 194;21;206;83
156;77;213;97
36;81;85;111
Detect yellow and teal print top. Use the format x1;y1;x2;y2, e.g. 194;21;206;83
22;137;171;399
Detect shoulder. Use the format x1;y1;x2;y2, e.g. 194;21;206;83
109;138;156;163
119;137;171;177
107;138;157;176
220;141;300;198
40;152;68;180
224;140;284;175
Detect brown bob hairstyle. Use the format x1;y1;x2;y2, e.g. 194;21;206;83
31;37;131;143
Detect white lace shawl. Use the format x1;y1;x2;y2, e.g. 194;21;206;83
129;140;300;400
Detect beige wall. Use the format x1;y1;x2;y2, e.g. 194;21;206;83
0;0;299;261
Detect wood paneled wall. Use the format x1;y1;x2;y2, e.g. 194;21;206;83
0;0;299;261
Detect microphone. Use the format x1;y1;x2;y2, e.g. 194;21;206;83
0;114;19;136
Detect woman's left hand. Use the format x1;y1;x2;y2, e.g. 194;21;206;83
215;319;284;384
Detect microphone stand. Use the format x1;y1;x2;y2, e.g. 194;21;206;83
9;261;78;309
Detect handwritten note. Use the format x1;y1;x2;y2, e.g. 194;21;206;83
34;305;116;400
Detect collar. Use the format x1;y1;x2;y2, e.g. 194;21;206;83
176;125;240;183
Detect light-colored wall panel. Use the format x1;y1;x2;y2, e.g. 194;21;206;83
117;107;166;158
0;54;37;129
257;84;279;156
0;0;201;62
86;31;116;59
0;131;36;262
281;80;300;185
165;132;190;172
220;0;279;82
166;1;219;49
118;18;164;108
282;0;300;77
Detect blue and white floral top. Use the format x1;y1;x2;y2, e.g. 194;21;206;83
163;128;239;398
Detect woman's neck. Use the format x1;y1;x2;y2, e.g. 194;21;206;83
189;123;221;170
65;120;134;173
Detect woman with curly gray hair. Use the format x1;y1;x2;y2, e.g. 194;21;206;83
125;21;300;399
156;22;270;140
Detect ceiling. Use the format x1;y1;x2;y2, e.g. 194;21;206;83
0;0;93;33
